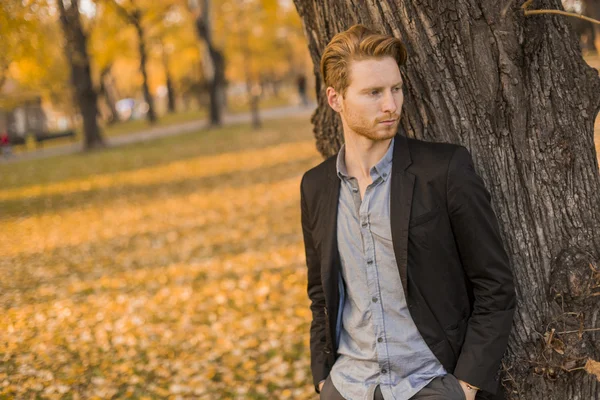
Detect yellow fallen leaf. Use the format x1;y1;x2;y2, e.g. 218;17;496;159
585;358;600;381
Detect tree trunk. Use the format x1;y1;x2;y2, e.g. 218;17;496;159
249;84;261;130
0;63;8;92
241;23;261;130
161;45;176;114
582;0;600;52
56;0;104;150
133;17;157;124
165;71;176;114
194;0;225;126
292;0;600;399
100;65;119;124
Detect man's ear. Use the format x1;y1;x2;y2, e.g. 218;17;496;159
326;87;342;113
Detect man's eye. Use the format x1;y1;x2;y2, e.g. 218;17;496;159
370;90;380;96
392;86;402;92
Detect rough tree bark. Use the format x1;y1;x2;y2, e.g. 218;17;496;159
56;0;104;150
292;0;600;399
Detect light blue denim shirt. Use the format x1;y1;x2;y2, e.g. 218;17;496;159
330;138;446;400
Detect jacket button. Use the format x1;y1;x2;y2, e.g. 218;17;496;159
324;348;331;354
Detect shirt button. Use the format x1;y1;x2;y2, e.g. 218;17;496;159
367;260;373;265
352;187;358;192
372;297;378;303
382;173;387;177
378;337;383;343
361;222;368;227
381;369;387;374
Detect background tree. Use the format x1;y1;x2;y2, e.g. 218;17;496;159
292;0;600;398
1;1;72;110
105;0;173;124
188;0;226;126
57;0;104;150
89;1;134;124
91;0;197;120
159;39;177;114
97;64;119;123
211;0;310;120
153;5;195;115
0;1;35;90
581;0;600;50
233;0;266;129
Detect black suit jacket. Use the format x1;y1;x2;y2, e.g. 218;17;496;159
300;134;516;398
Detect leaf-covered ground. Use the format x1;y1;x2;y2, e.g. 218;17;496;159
0;117;322;399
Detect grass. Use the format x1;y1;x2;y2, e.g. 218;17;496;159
2;116;314;192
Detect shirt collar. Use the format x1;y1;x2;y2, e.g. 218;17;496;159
336;144;350;179
336;137;395;182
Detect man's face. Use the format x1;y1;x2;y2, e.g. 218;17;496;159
329;57;403;141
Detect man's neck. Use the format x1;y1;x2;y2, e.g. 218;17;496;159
342;131;393;181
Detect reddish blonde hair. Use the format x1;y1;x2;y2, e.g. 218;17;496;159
320;24;407;95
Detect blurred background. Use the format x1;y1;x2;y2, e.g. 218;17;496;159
0;0;313;152
0;0;598;399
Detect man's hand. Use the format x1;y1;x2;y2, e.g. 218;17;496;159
457;379;478;400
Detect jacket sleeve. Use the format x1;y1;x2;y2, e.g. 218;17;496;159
300;174;330;393
446;146;516;395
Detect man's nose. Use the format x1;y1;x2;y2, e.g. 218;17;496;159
381;90;398;115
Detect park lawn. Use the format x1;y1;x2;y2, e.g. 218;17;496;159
12;94;299;155
103;95;297;140
0;115;323;399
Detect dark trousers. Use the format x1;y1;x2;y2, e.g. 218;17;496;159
320;373;466;400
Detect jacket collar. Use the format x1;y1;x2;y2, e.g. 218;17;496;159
327;133;412;180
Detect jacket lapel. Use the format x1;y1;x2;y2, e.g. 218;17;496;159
321;163;341;323
390;134;415;295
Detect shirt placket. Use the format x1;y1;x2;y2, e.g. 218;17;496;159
348;176;391;385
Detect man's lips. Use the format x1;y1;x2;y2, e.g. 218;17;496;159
378;119;398;125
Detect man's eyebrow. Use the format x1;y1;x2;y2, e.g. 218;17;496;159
360;82;404;92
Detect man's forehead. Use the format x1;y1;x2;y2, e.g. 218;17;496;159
348;58;402;88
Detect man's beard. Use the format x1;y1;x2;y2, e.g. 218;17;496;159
350;116;399;141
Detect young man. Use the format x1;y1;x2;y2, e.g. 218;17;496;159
300;25;516;400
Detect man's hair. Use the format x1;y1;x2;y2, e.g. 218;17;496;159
320;24;407;96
